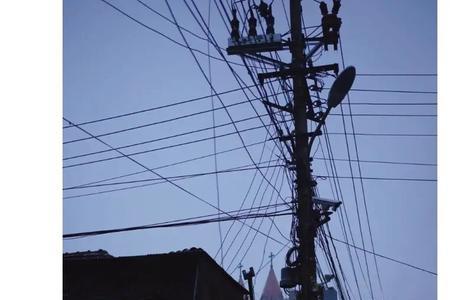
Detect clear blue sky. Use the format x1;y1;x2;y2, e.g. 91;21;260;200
63;0;437;299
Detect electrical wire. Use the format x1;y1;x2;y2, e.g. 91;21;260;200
328;113;436;118
64;114;275;160
206;0;225;268
222;155;284;264
357;73;436;77
184;0;292;168
340;97;375;300
326;132;436;137
326;235;437;276
63;97;272;144
166;0;289;209
64;117;287;245
64;209;292;239
214;135;278;260
137;0;212;44
99;0;265;69
64;139;270;197
321;128;365;299
194;1;297;266
63;123;269;169
64;162;285;190
327;87;437;94
313;156;436;167
226;164;287;272
63;82;280;129
338;37;384;299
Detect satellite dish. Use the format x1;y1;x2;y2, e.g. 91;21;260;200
327;66;356;108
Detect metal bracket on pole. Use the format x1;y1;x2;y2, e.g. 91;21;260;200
262;100;293;113
243;53;290;68
257;63;339;84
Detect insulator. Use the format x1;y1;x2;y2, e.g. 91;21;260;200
266;16;275;34
248;10;257;37
319;1;328;16
265;4;275;34
332;0;341;15
230;9;240;40
257;0;269;18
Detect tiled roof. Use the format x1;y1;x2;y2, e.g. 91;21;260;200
63;249;113;260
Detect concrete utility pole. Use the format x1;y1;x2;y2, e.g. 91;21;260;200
289;1;317;299
226;1;346;299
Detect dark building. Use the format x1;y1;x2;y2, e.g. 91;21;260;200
64;248;248;300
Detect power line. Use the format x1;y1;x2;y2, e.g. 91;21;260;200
356;73;436;77
182;1;297;269
327;235;437;276
63;123;268;168
213;138;279;261
64;116;289;245
63;98;270;144
64;113;274;160
342;102;436;106
182;0;292;167
225;163;287;272
205;0;224;268
64;140;271;199
98;0;265;70
222;155;284;263
63;83;280;129
137;0;211;44
337;95;375;299
322;225;354;300
322;86;436;94
255;241;290;277
64;210;292;239
165;0;289;210
328;113;436;118
321;126;366;299
314;156;436;167
65;139;268;190
326;132;436;137
64;161;284;190
64;110;435;146
317;228;349;300
65;202;290;238
344;88;436;94
64;156;436;191
340;39;385;298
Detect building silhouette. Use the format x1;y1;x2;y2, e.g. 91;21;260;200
63;248;248;300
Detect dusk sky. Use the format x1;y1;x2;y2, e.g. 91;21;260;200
63;1;437;299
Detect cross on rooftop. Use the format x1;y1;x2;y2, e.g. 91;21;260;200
237;262;244;274
269;252;275;268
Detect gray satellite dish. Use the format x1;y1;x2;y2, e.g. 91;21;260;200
327;66;356;108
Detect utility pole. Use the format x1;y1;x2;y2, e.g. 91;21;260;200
243;267;256;300
289;1;317;299
226;1;346;299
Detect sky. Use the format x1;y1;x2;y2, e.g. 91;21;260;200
63;0;437;299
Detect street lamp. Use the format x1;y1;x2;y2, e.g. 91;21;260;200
308;66;356;154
